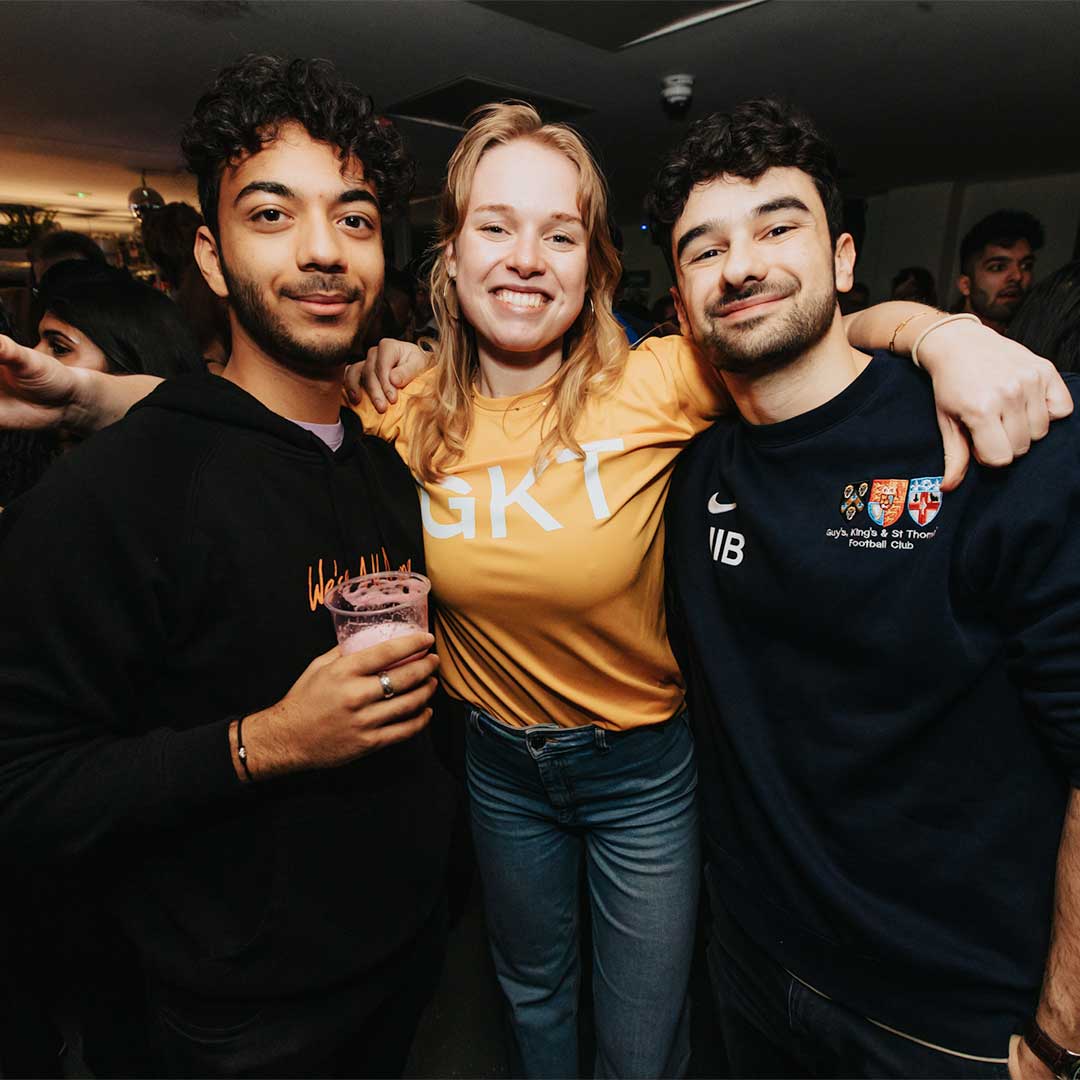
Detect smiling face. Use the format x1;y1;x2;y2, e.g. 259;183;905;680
446;138;589;372
194;122;383;378
958;239;1035;328
671;166;854;377
36;313;110;372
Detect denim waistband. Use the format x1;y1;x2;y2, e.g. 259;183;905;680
467;705;689;755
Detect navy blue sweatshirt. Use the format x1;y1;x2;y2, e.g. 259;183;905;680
665;352;1080;1055
0;374;455;1001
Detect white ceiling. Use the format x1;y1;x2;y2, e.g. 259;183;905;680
1;0;1078;231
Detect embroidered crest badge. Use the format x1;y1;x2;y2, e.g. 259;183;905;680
839;480;869;521
907;476;943;526
867;478;909;527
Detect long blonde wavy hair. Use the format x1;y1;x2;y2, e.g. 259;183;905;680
407;102;628;483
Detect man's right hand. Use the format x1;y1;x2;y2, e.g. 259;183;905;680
236;632;440;779
344;337;433;413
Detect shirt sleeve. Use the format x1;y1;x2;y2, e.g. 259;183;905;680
346;376;423;446
959;396;1080;785
0;456;247;865
632;335;730;432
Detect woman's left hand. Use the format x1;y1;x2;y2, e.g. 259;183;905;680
917;319;1073;490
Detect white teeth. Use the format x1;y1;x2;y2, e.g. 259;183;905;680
494;289;547;309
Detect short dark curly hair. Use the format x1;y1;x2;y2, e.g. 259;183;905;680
959;210;1044;277
181;54;414;237
646;99;843;278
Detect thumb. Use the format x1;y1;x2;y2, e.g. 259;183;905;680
938;409;970;492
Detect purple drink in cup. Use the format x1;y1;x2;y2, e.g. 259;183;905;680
324;571;431;656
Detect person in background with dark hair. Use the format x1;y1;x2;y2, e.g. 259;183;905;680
141;202;231;369
0;53;454;1079
1009;260;1080;374
35;260;203;377
891;264;938;307
384;261;416;336
28;229;107;289
650;293;680;336
956;209;1044;334
648;98;1078;1080
1;263;202;506
837;279;869;314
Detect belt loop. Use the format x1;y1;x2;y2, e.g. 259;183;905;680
595;726;608;752
469;709;483;735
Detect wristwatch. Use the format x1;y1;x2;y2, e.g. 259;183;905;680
1024;1018;1080;1080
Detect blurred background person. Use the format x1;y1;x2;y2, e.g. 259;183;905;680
650;293;680;336
956;209;1044;333
891;264;939;307
34;259;203;377
838;280;870;314
28;229;107;291
1009;259;1080;374
140;201;230;370
384;266;417;340
1;261;203;506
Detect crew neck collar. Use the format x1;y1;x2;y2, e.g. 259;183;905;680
739;350;891;447
471;369;560;413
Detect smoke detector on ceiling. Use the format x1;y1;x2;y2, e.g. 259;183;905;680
661;74;694;118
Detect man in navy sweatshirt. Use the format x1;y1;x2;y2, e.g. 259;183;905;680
0;56;455;1077
649;100;1080;1079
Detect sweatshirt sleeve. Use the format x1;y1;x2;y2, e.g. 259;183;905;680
0;452;248;864
959;395;1080;785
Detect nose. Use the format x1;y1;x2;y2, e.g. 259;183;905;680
296;214;346;273
719;234;766;290
506;229;544;278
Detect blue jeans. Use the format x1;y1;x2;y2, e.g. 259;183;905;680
465;707;700;1079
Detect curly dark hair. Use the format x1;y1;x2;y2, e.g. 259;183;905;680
959;210;1044;277
646;99;843;278
180;54;414;237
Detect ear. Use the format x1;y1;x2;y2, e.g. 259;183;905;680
670;285;692;339
956;274;972;300
833;233;856;293
194;225;229;300
445;241;457;282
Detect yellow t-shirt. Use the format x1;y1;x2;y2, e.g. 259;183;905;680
354;336;721;730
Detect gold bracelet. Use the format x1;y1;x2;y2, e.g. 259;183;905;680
888;310;939;355
910;313;983;368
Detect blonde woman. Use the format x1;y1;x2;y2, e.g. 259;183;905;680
0;102;1065;1080
348;103;1066;1078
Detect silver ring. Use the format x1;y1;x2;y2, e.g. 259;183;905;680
378;672;396;699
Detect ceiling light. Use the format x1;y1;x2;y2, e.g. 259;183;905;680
128;170;164;220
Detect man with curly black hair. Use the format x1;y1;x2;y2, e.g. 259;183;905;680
0;55;455;1078
651;100;1080;1079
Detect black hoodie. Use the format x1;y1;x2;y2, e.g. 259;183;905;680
0;374;455;1000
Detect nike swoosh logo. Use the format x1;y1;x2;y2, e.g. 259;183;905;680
708;495;737;514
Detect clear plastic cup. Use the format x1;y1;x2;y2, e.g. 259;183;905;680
324;571;431;656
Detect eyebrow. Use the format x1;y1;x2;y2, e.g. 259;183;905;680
233;182;380;211
674;195;814;260
470;203;583;226
234;181;293;205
